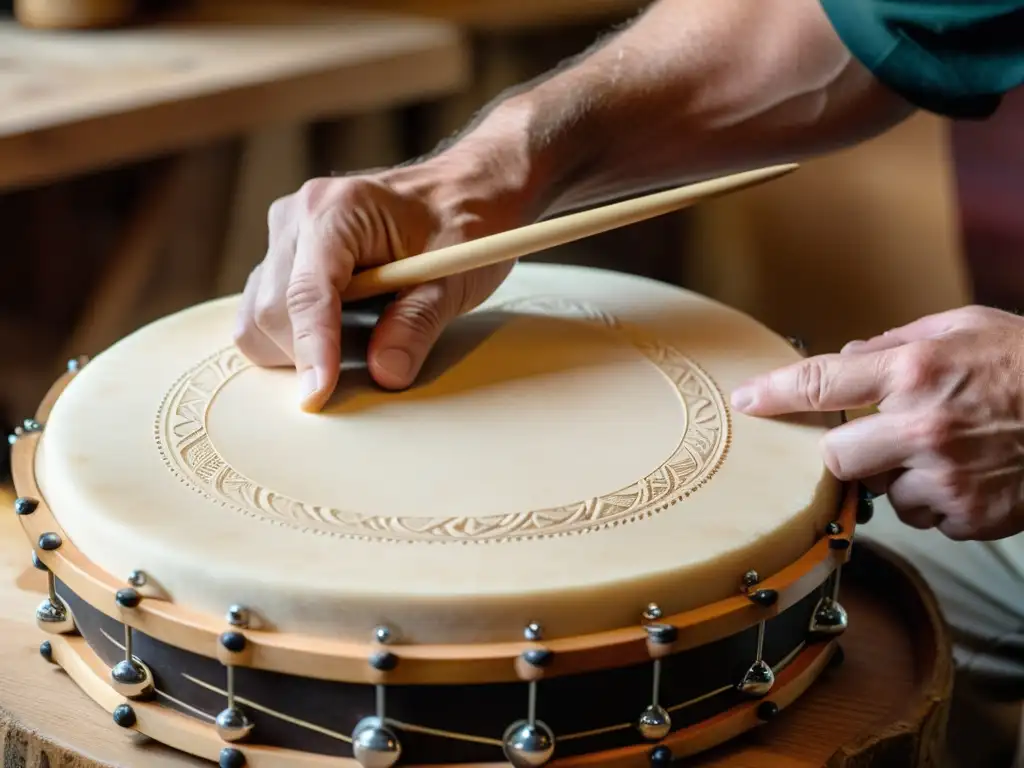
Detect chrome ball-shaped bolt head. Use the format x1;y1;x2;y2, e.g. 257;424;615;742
35;597;75;634
351;716;402;768
809;598;849;636
111;659;154;699
637;704;672;741
503;720;555;768
216;707;254;743
737;659;775;697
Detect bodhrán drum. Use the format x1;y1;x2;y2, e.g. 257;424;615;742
10;263;862;768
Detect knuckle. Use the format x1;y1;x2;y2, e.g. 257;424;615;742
453;264;512;314
297;178;331;213
818;437;849;480
330;180;365;208
391;295;446;337
234;336;264;365
912;413;956;452
232;322;254;352
253;294;281;331
934;468;969;500
794;361;828;410
232;324;275;366
957;304;991;324
285;274;335;321
894;342;941;390
267;197;291;231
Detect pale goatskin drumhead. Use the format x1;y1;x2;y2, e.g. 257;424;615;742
37;263;839;644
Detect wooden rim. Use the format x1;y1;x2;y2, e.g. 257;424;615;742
46;632;837;768
12;366;856;685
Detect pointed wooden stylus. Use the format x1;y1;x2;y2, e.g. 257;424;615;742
340;163;798;302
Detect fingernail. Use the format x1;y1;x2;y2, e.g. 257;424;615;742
731;386;754;411
377;348;412;383
841;340;864;353
300;368;320;403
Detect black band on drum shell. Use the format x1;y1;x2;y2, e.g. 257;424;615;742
56;579;824;764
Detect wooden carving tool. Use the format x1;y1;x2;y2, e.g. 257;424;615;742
341;163;798;301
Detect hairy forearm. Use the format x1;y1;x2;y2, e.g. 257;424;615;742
432;0;914;222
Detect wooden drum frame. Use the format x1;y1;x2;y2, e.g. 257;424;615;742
9;358;869;768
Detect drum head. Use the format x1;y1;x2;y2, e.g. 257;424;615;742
36;264;839;643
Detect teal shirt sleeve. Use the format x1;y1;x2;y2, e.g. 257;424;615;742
819;0;1024;119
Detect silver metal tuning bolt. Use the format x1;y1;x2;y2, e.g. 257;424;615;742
35;570;75;635
109;623;152;699
352;717;402;768
226;605;249;628
737;617;775;697
503;720;556;768
638;618;676;741
352;627;402;768
110;581;153;699
809;568;849;636
638;705;672;742
110;648;154;700
215;618;253;743
216;701;254;743
502;623;556;767
741;570;760;591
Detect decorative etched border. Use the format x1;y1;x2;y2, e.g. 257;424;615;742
154;297;730;543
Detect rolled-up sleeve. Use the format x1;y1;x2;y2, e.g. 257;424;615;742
819;0;1024;119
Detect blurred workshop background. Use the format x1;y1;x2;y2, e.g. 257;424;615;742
1;0;1022;433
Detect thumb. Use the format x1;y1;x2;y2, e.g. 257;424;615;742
368;264;513;390
367;279;463;390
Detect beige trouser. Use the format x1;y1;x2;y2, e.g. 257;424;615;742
858;497;1024;765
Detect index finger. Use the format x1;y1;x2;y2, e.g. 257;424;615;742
288;221;355;412
731;350;892;416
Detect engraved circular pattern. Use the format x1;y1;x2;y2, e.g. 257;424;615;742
154;297;730;543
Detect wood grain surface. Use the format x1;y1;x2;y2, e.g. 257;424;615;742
0;3;468;190
0;481;951;767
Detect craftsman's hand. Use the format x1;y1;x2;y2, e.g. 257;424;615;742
730;306;1024;541
234;166;522;412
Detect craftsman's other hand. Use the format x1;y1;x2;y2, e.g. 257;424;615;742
234;171;516;412
730;306;1024;541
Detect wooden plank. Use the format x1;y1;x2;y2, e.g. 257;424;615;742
0;4;469;190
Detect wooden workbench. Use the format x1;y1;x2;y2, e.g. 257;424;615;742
0;4;468;191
